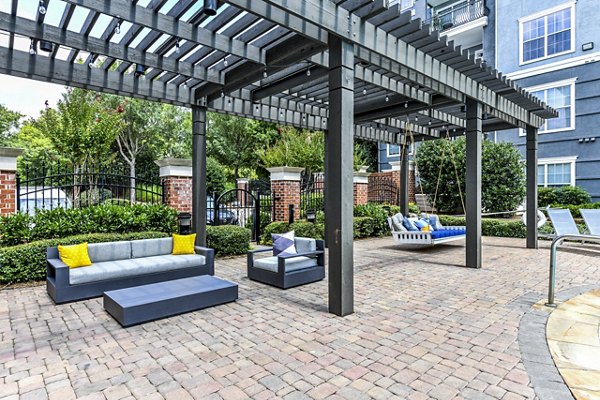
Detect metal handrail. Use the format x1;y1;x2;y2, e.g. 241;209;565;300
546;233;600;307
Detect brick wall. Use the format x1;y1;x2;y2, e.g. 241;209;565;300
0;170;17;216
353;182;369;205
368;169;415;204
162;176;192;213
272;180;301;222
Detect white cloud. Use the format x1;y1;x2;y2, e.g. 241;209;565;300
0;75;65;120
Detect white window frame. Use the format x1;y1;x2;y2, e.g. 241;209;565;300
519;1;576;65
386;143;414;158
519;78;576;136
537;156;577;187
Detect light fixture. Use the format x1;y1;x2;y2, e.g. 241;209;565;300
306;68;311;77
428;121;432;126
221;90;225;98
255;105;259;111
175;39;180;54
415;115;419;122
262;68;268;78
227;97;232;105
114;21;121;34
223;57;228;67
404;102;408;108
362;88;367;95
88;56;94;68
202;0;217;16
182;81;187;88
134;64;146;78
29;39;36;55
38;0;46;15
385;94;390;102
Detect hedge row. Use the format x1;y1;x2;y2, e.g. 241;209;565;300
439;216;527;238
206;226;251;257
0;204;178;246
547;202;600;218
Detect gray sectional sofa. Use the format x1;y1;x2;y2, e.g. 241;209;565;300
47;237;214;304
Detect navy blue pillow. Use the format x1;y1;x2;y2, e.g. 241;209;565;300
402;218;419;231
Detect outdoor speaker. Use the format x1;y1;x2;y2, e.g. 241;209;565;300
134;64;146;77
39;40;53;52
202;0;217;16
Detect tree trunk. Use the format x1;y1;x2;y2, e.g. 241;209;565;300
129;161;136;204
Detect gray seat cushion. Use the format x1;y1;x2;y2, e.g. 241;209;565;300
294;237;316;254
253;256;317;273
131;238;173;258
69;254;206;285
87;241;131;263
390;213;406;232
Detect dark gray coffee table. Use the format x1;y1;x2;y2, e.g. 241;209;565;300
103;275;238;327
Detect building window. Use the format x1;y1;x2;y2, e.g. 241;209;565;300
520;3;575;64
523;78;576;134
387;143;414;158
537;157;576;187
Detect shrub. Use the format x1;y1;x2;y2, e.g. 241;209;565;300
206;225;251;257
260;221;325;244
135;184;163;203
548;202;600;218
415;138;525;214
0;231;168;284
439;216;526;238
354;203;390;236
555;186;591;205
538;187;558;207
353;217;375;238
409;202;421;215
0;204;178;246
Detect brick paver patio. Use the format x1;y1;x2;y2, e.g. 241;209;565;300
1;236;599;400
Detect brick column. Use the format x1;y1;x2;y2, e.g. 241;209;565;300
237;178;249;207
267;167;304;222
155;158;192;213
353;172;369;205
0;148;23;216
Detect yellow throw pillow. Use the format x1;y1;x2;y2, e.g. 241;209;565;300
58;242;92;269
172;233;197;255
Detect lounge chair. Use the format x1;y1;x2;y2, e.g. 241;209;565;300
580;209;600;235
546;208;580;236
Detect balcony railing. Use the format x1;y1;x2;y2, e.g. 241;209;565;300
425;0;487;32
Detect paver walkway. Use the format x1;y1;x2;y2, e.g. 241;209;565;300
1;236;599;400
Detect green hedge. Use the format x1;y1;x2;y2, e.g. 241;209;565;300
538;186;591;207
261;221;325;245
439;216;527;238
0;231;168;284
353;217;376;238
547;202;600;218
206;225;251;257
0;204;178;247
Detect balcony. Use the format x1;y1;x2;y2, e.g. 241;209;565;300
425;0;488;32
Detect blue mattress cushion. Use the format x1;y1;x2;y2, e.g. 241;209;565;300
430;229;466;239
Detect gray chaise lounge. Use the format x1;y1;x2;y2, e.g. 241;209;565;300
47;237;214;304
247;237;325;289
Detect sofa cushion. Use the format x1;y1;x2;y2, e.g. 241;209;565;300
88;241;131;263
131;238;173;258
430;229;465;240
391;213;407;232
253;256;317;273
69;254;206;285
58;242;92;268
294;237;316;254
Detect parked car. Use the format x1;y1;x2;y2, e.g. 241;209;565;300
19;187;72;215
207;196;239;225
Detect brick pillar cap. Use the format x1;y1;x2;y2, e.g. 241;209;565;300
267;166;305;181
0;147;23;171
237;178;249;184
353;172;370;184
155;158;192;178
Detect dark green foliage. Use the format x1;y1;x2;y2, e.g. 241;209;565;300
538;187;558;207
548;202;600;218
206;225;251;256
0;231;168;284
0;204;178;246
353;203;390;236
260;221;325;244
301;193;325;213
206;157;227;194
409;202;421;214
439;216;527;238
415;138;526;214
353;217;376;238
554;186;591;205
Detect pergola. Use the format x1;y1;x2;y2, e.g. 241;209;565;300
0;0;557;316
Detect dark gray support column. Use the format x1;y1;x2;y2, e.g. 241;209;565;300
526;125;538;249
465;98;482;269
192;105;207;246
326;34;354;316
399;144;409;215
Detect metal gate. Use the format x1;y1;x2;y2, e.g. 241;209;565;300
368;176;399;205
214;188;264;241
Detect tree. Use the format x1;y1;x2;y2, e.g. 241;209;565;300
0;104;23;145
415;137;525;214
258;127;325;174
207;114;276;180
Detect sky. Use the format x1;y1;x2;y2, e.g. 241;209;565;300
0;75;65;119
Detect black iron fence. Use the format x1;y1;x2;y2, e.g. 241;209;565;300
17;162;163;214
368;177;399;205
425;0;487;31
300;172;325;218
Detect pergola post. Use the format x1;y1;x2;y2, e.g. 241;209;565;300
465;98;482;269
191;105;208;246
326;35;354;316
526;125;538;249
399;143;409;215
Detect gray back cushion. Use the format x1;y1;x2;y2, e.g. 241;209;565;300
294;237;316;254
87;241;132;263
390;213;406;231
131;237;173;258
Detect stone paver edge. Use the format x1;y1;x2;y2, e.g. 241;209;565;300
517;284;600;400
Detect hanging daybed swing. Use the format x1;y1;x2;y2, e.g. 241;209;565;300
388;122;466;247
